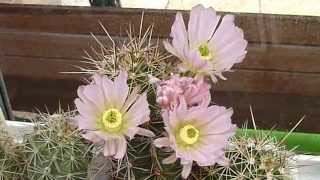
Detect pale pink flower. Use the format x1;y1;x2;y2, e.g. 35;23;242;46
164;4;247;82
156;75;211;110
74;71;154;159
154;97;236;179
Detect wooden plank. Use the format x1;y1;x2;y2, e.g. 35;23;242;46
1;31;320;73
0;31;102;60
1;56;320;96
0;56;84;80
215;70;320;96
213;91;320;133
0;4;320;45
239;44;320;73
5;76;320;132
5;77;79;113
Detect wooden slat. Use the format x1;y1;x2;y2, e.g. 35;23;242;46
0;31;101;60
216;70;320;96
0;4;320;46
1;31;320;73
213;91;320;133
2;56;320;96
0;56;83;80
5;76;320;132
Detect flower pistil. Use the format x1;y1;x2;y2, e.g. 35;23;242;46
179;124;200;145
198;43;214;60
101;108;123;133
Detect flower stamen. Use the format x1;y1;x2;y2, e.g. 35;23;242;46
198;43;214;60
179;124;199;145
102;108;122;130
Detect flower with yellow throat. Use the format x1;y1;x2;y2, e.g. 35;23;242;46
74;71;154;159
154;97;236;178
164;4;247;82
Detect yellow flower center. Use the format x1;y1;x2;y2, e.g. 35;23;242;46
198;43;214;60
179;124;200;145
102;108;122;130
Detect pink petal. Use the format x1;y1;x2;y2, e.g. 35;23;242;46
74;98;99;119
75;115;95;130
136;127;155;137
181;162;193;179
121;86;140;112
210;15;236;48
216;156;230;167
201;133;234;152
95;130;119;140
166;111;181;130
188;150;208;164
186;105;214;125
188;4;204;47
77;86;99;111
154;137;170;148
82;131;102;143
103;139;116;157
101;75;117;107
124;127;138;139
209;73;219;83
82;84;105;112
216;38;247;71
196;156;216;166
197;8;219;45
210;15;247;72
195;105;228;127
188;5;220;48
124;93;150;126
197;91;211;108
202;108;234;134
170;12;188;57
91;73;103;85
175;96;188;120
163;40;178;57
114;137;127;159
185;49;209;71
114;71;129;109
162;153;177;164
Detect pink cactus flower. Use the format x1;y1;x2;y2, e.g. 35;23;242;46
156;75;211;110
164;4;247;82
74;71;154;159
154;97;236;179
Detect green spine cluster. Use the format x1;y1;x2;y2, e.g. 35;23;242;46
23;111;92;180
190;129;293;180
0;129;24;180
111;129;294;180
82;23;173;94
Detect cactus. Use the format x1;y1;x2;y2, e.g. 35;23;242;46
203;132;294;179
73;15;296;180
0;129;25;180
23;110;92;180
79;23;173;94
111;130;294;180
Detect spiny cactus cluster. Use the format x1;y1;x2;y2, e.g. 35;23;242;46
109;126;295;180
74;19;297;180
0;129;24;180
23;111;92;180
81;23;173;93
0;14;299;180
109;135;183;180
211;133;293;179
